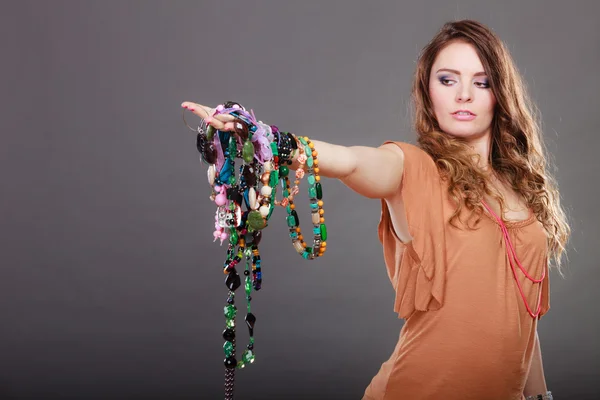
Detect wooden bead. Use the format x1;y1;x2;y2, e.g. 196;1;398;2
319;209;324;215
315;176;320;182
320;217;325;223
318;201;323;207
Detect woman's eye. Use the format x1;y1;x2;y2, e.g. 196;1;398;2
475;81;490;88
439;77;454;86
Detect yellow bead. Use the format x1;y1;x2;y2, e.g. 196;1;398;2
321;241;327;247
319;209;324;215
320;217;325;223
318;201;323;207
315;176;321;181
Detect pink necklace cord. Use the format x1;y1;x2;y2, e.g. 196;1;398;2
481;200;545;318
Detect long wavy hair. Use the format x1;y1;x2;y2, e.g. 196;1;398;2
412;20;570;276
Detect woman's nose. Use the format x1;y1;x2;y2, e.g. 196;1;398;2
456;84;473;103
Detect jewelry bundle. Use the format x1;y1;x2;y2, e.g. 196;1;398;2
183;101;327;399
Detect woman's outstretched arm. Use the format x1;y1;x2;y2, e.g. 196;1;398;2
182;102;405;200
291;139;405;199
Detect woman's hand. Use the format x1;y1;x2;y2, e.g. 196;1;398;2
181;101;237;131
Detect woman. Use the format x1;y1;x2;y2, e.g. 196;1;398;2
182;20;569;400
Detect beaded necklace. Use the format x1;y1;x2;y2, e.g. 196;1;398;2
185;102;327;399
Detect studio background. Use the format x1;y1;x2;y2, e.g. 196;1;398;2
1;1;598;399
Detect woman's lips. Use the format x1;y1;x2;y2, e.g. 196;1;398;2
451;110;476;121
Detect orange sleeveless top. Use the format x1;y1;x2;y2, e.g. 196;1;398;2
363;142;550;400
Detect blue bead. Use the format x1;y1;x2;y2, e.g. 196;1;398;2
313;227;321;235
310;203;318;210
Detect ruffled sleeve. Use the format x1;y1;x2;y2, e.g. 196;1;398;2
378;141;447;320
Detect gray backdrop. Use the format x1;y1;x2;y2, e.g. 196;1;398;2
2;1;598;399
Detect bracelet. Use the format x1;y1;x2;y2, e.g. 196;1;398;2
525;390;553;400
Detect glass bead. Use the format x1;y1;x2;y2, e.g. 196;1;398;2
309;187;316;198
224;356;237;369
242;349;255;364
224;304;237;319
229;230;238;245
224;341;234;357
251;230;262;245
225;270;241;291
310;203;318;210
243;140;254;163
311;212;320;225
270;142;279;156
316;182;322;199
206;125;216;141
201;143;217;165
307;175;315;185
307;157;313;168
269;170;279;188
320;224;328;241
222;328;235;341
226;318;235;328
228;139;237;159
242;165;257;186
245;313;256;329
245;278;251;293
247;211;266;231
287;215;296;228
280;165;289;177
291;210;299;226
293;240;304;253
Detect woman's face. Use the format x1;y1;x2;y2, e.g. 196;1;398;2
429;40;496;140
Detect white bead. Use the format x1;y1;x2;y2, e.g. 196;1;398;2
248;188;258;210
264;161;272;172
207;165;216;185
293;240;304;253
312;212;320;225
259;205;270;217
261;186;272;197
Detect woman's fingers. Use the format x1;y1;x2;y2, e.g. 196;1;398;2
181;101;237;131
181;102;212;118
